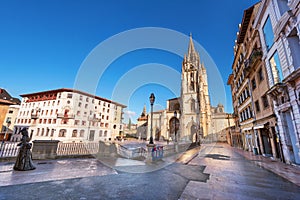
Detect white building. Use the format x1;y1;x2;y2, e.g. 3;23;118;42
14;88;126;143
255;0;300;164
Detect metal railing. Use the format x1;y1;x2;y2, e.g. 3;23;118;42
0;142;19;158
116;144;147;159
57;142;99;156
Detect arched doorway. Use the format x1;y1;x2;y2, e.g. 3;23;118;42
169;117;179;141
155;127;161;141
191;125;197;142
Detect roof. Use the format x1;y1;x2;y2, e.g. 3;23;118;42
167;97;180;101
20;88;127;108
237;5;254;44
0;88;21;105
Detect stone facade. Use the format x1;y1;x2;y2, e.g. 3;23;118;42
255;0;300;164
137;36;226;143
228;0;300;165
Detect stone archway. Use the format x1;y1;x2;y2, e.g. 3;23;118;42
191;125;197;142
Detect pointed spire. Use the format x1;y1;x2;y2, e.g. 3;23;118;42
140;104;147;117
143;104;146;114
187;33;200;66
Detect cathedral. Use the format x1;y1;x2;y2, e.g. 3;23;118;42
137;35;212;142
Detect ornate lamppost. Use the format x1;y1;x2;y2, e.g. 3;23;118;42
149;93;155;144
174;111;177;142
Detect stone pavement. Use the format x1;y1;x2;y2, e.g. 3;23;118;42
0;143;299;199
232;146;300;187
180;143;300;199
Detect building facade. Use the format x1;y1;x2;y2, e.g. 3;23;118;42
13;88;126;143
0;88;20;141
255;0;300;164
137;36;234;143
229;0;300;165
4;105;20;142
210;104;235;142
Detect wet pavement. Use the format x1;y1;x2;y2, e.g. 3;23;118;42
0;143;299;199
181;143;300;199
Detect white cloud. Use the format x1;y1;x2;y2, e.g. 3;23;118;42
124;110;136;118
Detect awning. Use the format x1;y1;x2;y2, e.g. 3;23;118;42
242;127;252;131
254;124;264;129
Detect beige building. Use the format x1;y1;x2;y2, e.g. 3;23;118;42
210;104;235;142
13;88;126;142
4;105;20;142
137;36;215;143
0;88;20;141
229;4;259;152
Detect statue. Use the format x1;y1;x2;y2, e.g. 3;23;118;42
14;128;36;171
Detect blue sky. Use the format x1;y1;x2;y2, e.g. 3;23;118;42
0;0;259;123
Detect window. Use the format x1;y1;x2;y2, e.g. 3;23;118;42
86;97;89;102
82;121;86;126
89;130;95;141
36;128;40;136
105;123;109;128
255;101;260;112
252;78;256;90
59;129;66;137
262;95;269;108
72;130;77;137
104;131;107;137
263;16;274;51
78;102;82;107
77;111;80;116
41;128;44;136
8;110;13;114
51;129;54;137
113;125;116;129
74;120;80;125
85;104;88;109
269;51;284;84
80;130;85;137
258;68;264;82
67;93;73;98
99;130;103;137
53;119;56;124
80;95;83;101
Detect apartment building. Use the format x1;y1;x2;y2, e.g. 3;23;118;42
13;88;126;143
254;0;300;164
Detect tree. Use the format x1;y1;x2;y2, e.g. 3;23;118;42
128;118;132;130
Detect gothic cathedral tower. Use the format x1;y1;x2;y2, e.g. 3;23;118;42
180;35;211;141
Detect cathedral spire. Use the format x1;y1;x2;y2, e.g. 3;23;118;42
187;34;200;65
142;104;147;117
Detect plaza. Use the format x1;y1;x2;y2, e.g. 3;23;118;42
0;143;299;199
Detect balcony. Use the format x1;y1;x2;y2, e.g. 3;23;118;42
31;114;38;119
57;113;75;119
88;116;101;122
244;48;262;75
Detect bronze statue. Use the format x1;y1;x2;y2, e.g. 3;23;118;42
14;128;36;171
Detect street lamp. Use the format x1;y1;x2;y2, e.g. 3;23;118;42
174;111;177;142
149;93;155;144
